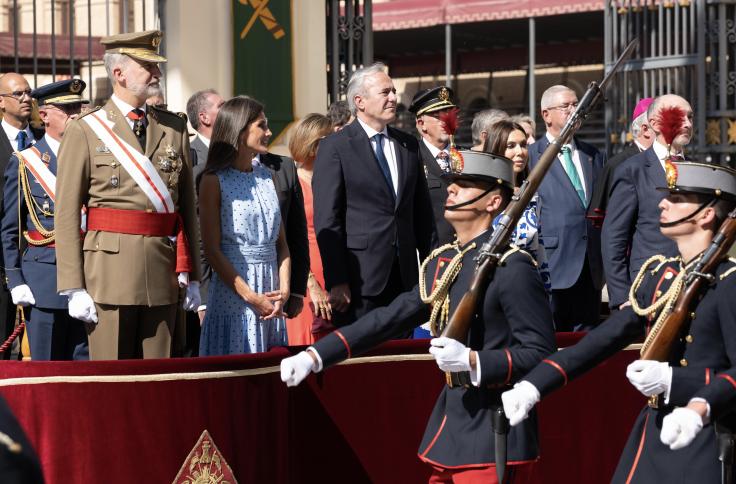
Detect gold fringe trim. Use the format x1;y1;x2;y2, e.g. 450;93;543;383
0;345;644;387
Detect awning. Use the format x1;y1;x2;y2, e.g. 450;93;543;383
0;32;105;60
373;0;604;31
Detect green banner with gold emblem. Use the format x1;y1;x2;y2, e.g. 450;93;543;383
233;0;293;141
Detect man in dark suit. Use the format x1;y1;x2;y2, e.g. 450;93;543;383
0;73;44;357
587;97;655;228
186;89;223;167
409;85;457;245
256;152;309;318
528;84;605;331
1;79;89;360
313;63;437;327
602;94;691;309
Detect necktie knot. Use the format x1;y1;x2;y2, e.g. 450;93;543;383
560;145;572;154
127;109;145;121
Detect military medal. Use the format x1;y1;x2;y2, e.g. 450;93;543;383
41;152;50;164
158;144;180;173
96;145;111;154
42;199;50;212
110;175;119;188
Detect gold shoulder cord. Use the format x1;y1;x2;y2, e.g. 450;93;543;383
629;254;687;356
16;154;55;246
418;241;476;336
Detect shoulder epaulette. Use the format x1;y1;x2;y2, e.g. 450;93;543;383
720;257;736;281
77;105;102;119
499;245;537;267
647;255;679;275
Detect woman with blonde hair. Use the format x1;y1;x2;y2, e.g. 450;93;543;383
286;113;334;345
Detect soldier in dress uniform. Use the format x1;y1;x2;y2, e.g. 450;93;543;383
409;86;457;246
282;150;556;482
502;160;736;483
0;79;89;360
54;30;201;360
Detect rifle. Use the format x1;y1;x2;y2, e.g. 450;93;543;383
440;38;639;342
640;207;736;361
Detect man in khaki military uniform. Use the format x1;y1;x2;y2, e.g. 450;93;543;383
55;30;201;360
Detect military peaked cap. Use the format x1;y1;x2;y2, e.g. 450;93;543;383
101;30;167;63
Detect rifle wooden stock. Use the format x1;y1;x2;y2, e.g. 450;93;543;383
440;38;638;343
641;211;736;361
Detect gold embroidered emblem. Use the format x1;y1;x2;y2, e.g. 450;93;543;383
665;160;678;189
152;36;161;48
172;430;238;484
41;152;50;163
439;87;449;102
70;79;82;93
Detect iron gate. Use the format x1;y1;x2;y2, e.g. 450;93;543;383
605;0;736;163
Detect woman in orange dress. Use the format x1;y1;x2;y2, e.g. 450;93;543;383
286;114;334;345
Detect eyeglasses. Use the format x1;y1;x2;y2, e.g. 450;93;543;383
547;102;579;112
0;89;32;101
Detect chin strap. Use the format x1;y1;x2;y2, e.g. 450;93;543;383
659;198;716;228
444;188;493;211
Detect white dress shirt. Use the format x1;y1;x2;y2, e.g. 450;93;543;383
652;140;683;171
110;94;147;131
2;119;33;152
198;133;211;148
422;138;449;161
546;132;587;198
358;117;399;194
45;134;61;157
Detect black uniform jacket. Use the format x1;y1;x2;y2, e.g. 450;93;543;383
523;255;736;483
313;232;556;468
419;140;454;246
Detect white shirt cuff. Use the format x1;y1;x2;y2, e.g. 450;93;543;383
307;347;323;372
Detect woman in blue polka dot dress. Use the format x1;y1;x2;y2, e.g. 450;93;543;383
198;96;291;355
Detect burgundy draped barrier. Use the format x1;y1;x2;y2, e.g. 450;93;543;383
0;334;643;483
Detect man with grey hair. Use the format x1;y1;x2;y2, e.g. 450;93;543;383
588;98;655;228
470;108;509;150
54;30;201;360
602;94;691;310
313;62;436;329
186;89;223;167
528;84;605;331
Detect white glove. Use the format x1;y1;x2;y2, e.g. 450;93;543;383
280;351;317;387
10;284;35;306
67;289;98;324
429;337;472;372
660;407;704;450
626;360;672;397
502;381;541;426
182;281;201;311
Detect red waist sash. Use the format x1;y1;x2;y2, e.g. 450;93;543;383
26;230;55;247
86;207;192;273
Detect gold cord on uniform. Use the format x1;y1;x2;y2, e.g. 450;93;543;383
629;254;689;357
419;241;476;336
17;154;55;246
